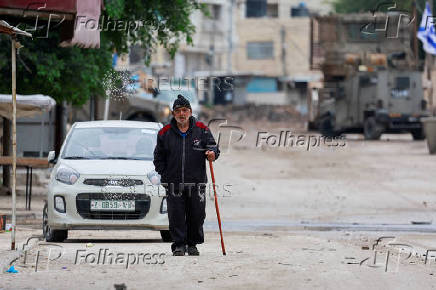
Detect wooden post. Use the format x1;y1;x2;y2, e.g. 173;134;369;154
11;36;17;250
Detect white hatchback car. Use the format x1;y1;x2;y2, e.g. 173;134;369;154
43;121;170;242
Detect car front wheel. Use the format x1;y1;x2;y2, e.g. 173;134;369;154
160;230;172;242
411;128;426;140
43;202;68;242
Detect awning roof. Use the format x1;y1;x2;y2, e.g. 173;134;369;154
0;94;56;119
0;0;102;48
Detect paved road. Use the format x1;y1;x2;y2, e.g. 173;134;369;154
1;131;436;289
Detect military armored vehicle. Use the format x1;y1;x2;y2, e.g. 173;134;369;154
318;69;427;140
310;13;429;140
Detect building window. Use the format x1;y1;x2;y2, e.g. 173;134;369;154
247;42;274;60
290;3;310;17
246;0;267;18
246;77;278;93
267;4;278;18
395;77;410;90
208;4;221;20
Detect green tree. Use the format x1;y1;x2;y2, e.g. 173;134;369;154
0;0;205;105
0;32;112;105
103;0;207;62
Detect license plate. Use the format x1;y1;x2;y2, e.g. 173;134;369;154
90;200;135;211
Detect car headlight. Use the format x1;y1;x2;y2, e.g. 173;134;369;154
160;197;167;214
147;170;161;185
56;165;80;185
54;195;66;213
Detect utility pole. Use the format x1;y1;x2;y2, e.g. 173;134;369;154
208;13;216;106
413;0;419;67
227;0;234;73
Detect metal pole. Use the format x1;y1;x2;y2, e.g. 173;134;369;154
11;36;17;250
413;0;419;67
428;1;434;108
39;113;44;157
227;0;234;73
104;97;109;120
208;14;216;106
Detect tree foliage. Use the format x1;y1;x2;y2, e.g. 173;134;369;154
103;0;207;61
0;33;113;105
0;0;204;105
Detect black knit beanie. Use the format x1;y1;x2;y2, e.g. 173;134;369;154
172;94;191;110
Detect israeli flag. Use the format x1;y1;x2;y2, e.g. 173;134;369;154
418;2;436;55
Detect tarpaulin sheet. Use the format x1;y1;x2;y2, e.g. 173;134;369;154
0;94;56;119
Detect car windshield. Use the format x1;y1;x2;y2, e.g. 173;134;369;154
61;127;157;160
156;90;198;105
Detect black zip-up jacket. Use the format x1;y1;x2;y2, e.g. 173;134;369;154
153;116;220;186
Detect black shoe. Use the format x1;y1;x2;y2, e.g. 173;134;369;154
172;245;186;256
187;245;200;256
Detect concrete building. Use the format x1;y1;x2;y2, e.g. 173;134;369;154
230;0;330;111
131;1;332;113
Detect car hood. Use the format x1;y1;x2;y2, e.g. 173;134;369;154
60;159;155;176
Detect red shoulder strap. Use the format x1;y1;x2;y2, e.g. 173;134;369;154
158;124;171;136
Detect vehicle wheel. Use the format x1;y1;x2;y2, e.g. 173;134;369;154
160;230;172;242
43;202;68;242
319;116;340;137
411;128;426;140
364;117;383;140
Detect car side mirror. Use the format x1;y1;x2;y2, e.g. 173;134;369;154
48;151;57;164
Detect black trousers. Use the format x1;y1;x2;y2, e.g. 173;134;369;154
165;183;206;250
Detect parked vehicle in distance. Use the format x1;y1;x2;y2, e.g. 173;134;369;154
109;86;201;123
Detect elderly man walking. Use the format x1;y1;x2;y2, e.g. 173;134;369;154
154;94;220;256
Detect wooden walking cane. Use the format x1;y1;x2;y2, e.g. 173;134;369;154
209;159;226;255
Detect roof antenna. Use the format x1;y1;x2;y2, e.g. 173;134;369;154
119;111;122;120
